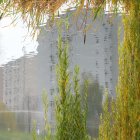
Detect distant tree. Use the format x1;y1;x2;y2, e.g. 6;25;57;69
80;73;103;138
55;20;89;140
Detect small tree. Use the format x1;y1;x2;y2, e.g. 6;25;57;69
81;73;103;138
55;20;89;140
33;20;89;140
99;2;140;140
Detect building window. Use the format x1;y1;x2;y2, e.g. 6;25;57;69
104;70;108;75
104;58;108;64
96;74;99;81
110;90;113;95
50;88;54;95
50;55;55;64
110;66;112;71
96;61;98;66
108;33;111;39
96;39;99;44
105;27;108;31
9;99;11;104
104;35;107;41
105;82;108;88
96;50;99;55
50;101;54;107
50;65;55;72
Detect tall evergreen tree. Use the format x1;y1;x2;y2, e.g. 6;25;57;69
99;1;140;140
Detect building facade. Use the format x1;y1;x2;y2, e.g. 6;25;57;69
0;55;41;132
0;10;121;135
37;10;121;133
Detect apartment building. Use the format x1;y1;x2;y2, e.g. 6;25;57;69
37;10;120;133
0;55;41;132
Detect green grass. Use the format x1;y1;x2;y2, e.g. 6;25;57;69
0;131;42;140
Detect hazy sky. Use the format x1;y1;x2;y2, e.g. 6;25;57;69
0;1;72;67
0;16;38;66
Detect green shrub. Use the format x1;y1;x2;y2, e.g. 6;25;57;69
55;20;89;140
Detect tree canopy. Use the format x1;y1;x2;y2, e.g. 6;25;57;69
0;0;139;139
0;0;136;31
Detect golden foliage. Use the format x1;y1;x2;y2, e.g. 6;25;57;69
99;1;140;140
0;0;139;139
0;0;139;30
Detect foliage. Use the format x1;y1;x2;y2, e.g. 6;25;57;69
0;0;125;35
113;2;140;139
99;92;115;140
0;0;105;28
32;20;89;140
81;73;103;116
55;21;89;140
81;73;103;138
32;121;37;140
42;90;51;140
99;1;140;140
0;0;139;140
32;90;51;140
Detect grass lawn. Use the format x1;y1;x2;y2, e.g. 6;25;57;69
0;131;42;140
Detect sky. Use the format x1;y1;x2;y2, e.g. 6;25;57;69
0;16;38;66
0;1;74;66
0;1;72;66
